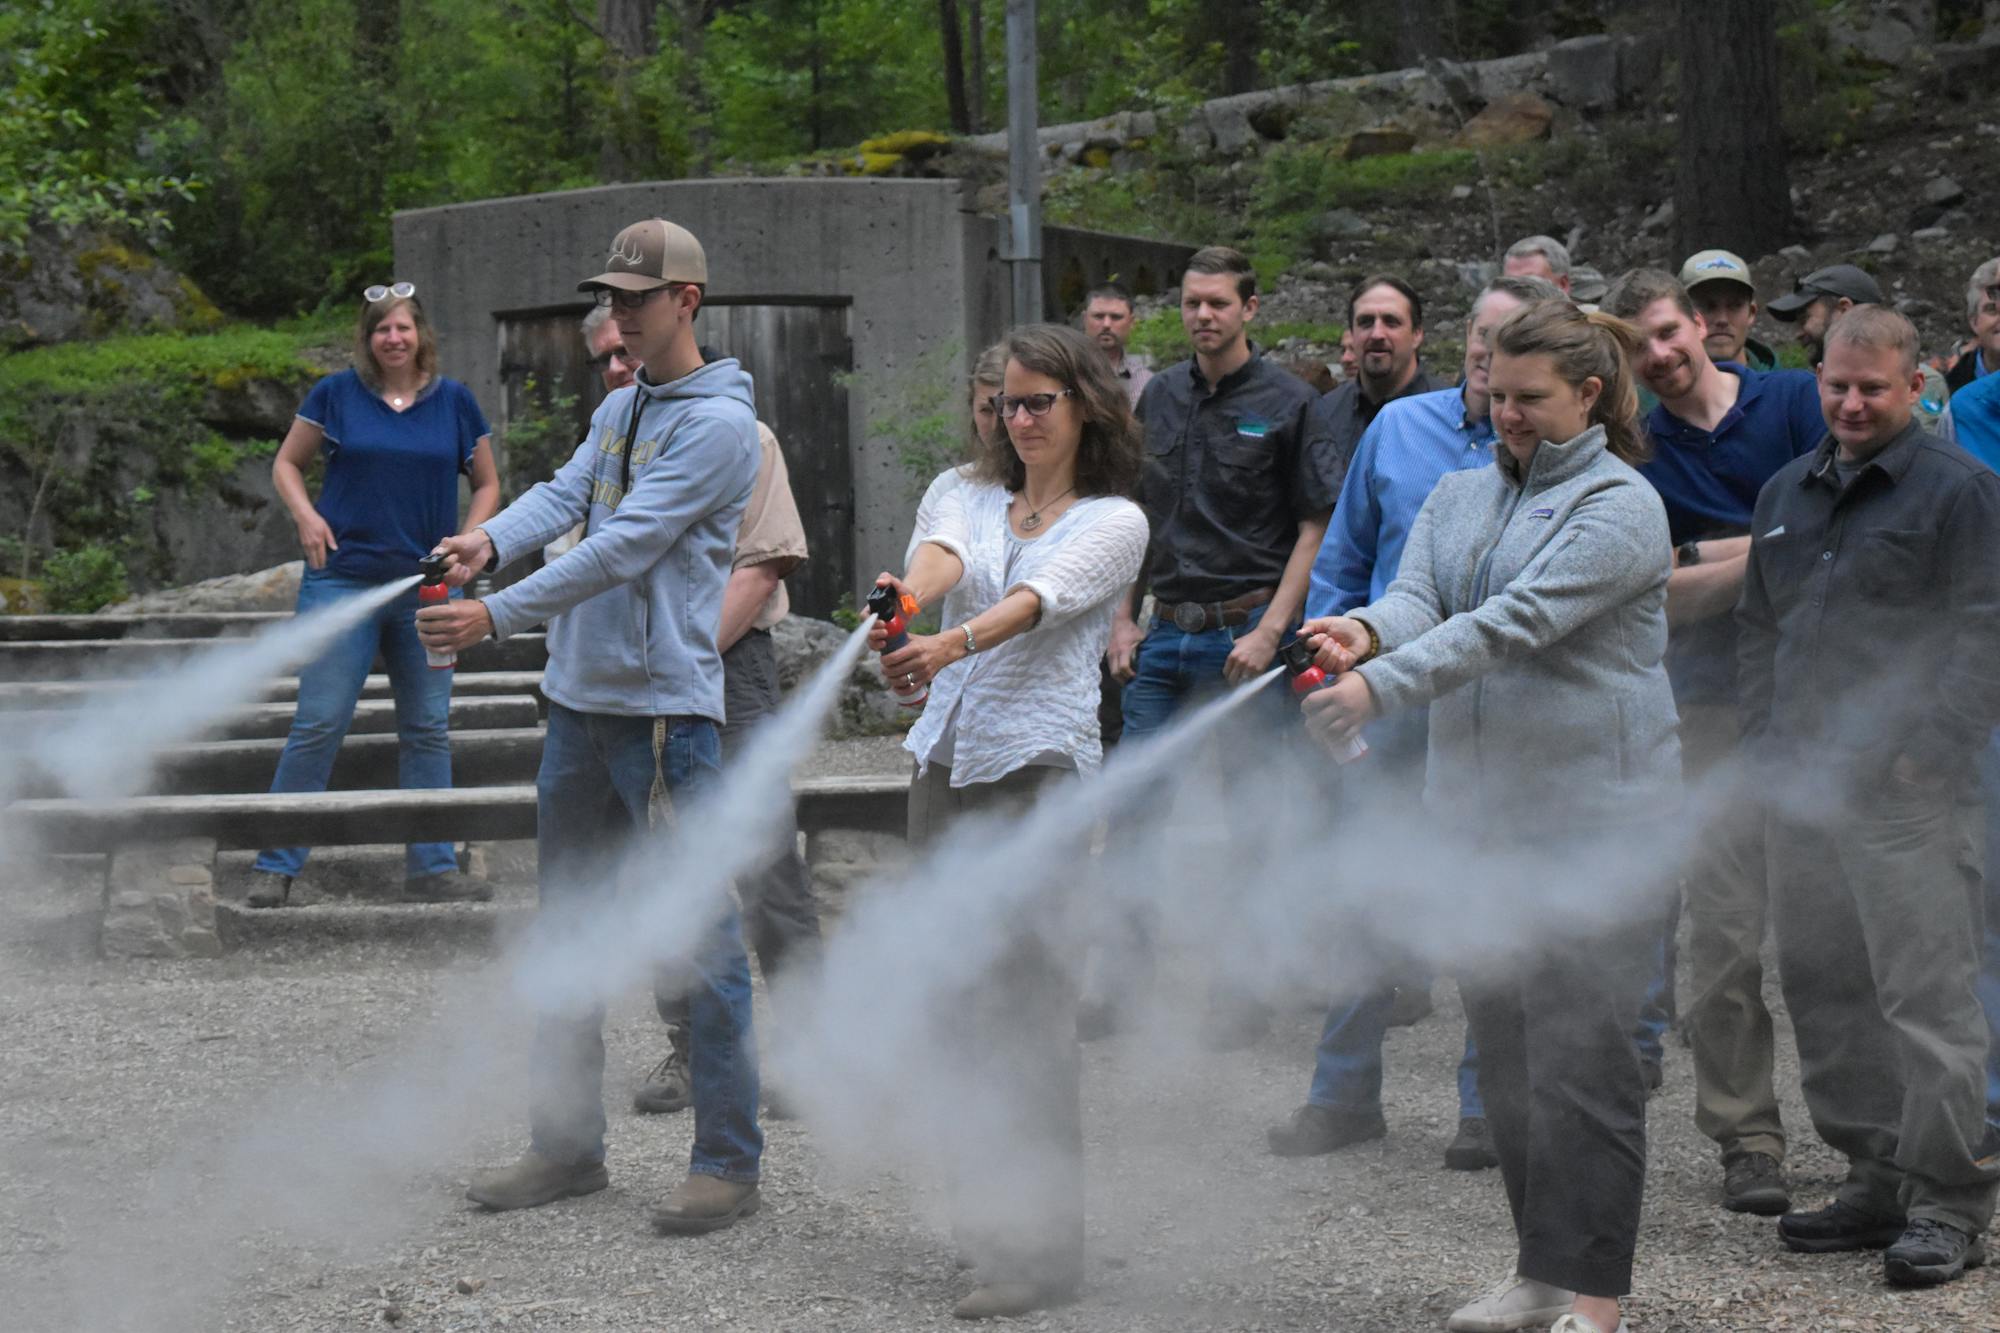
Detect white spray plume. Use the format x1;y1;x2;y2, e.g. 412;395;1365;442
18;575;422;801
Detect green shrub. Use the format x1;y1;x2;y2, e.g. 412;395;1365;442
40;544;128;613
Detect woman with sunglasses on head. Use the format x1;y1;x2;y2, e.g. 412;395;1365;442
868;324;1148;1320
245;282;501;909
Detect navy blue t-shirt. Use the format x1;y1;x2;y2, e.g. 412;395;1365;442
1637;364;1825;705
296;369;490;583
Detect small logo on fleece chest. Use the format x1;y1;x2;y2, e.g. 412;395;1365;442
1527;506;1556;520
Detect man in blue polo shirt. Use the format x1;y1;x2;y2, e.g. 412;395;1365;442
1606;268;1825;1218
1265;275;1558;1168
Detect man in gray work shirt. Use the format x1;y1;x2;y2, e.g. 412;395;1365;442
1739;306;2000;1287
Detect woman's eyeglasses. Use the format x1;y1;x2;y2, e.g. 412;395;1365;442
593;283;686;310
364;281;416;303
989;389;1075;419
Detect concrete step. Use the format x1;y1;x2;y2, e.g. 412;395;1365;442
0;671;548;711
0;613;287;641
0;633;546;682
0;694;541;744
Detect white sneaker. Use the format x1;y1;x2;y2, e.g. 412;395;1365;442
1445;1274;1576;1332
1549;1316;1629;1333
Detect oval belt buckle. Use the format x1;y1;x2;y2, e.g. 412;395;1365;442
1172;601;1208;634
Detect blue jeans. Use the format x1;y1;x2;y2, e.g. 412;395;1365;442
253;568;457;880
529;702;761;1179
1120;608;1288;739
1977;733;2000;1133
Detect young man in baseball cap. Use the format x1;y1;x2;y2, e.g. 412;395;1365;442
1679;249;1777;372
419;217;767;1235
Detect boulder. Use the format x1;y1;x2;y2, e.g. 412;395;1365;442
1865;232;1900;256
1639;199;1675;235
1205;103;1259;156
101;561;304;616
1546;35;1618;111
1827;0;1928;66
1421;56;1482;114
1313;209;1373;243
0;228;224;351
1341;127;1417;160
1922;176;1967;207
1455;93;1554;149
771;614;905;738
1457;260;1498;291
1470;52;1548;106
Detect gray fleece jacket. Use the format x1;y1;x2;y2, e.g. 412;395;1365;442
480;359;758;721
1353;423;1682;832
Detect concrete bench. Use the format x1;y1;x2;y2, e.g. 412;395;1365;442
0;613;289;641
0;632;547;682
3;774;911;958
0;694;541;743
0;671;550;712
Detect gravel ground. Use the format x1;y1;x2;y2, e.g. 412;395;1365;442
3;755;1996;1333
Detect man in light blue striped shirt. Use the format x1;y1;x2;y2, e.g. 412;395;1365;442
1268;275;1556;1170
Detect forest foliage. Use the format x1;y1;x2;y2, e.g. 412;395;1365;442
2;0;1596;317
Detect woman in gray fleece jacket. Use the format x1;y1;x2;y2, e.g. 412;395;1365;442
1302;301;1680;1333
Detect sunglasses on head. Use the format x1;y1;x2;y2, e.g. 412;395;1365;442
989;389;1075;419
364;281;416;303
594;283;688;310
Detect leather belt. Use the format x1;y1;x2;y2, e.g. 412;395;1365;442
1154;586;1275;634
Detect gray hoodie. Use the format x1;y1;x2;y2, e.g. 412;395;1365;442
1353;424;1682;832
481;358;759;721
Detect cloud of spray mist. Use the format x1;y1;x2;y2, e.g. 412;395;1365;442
506;619;876;1014
6;585;1974;1328
7;575;423;802
7;619;877;1333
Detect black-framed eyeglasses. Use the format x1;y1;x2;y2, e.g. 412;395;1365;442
364;281;416;303
990;389;1075;419
593;283;686;311
587;346;635;371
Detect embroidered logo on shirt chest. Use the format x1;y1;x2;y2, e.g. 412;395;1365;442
1527;506;1556;520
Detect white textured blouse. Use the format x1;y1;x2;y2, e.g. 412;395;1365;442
901;473;1150;787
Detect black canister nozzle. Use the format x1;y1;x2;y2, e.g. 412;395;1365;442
418;553;450;586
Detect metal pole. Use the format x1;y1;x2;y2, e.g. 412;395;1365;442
1005;0;1041;325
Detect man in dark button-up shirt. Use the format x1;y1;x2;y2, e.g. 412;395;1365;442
1086;245;1339;1049
1739;307;2000;1285
1309;274;1436;496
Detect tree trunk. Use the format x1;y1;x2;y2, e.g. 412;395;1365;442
939;0;972;133
967;0;985;131
1212;0;1260;95
1394;0;1448;66
1673;0;1792;260
597;0;661;181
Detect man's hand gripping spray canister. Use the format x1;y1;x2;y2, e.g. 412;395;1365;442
417;553;454;670
865;583;928;708
1279;637;1367;763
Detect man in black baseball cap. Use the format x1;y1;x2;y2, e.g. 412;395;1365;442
1769;263;1948;424
1767;264;1885;366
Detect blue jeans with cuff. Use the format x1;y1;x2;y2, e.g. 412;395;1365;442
528;701;761;1181
253;568;457;881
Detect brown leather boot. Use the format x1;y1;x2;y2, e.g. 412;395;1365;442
465;1149;608;1211
648;1173;760;1235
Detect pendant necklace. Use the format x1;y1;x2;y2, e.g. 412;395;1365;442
1020;485;1075;532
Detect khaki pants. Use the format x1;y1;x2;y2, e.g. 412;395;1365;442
1768;780;1999;1234
908;761;1085;1287
1679;704;1786;1162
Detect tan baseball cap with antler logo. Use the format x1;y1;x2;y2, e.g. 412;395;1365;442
577;218;708;293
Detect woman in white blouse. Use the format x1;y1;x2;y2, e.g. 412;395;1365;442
869;323;1147;1320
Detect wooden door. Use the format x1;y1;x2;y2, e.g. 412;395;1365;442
492;301;855;619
